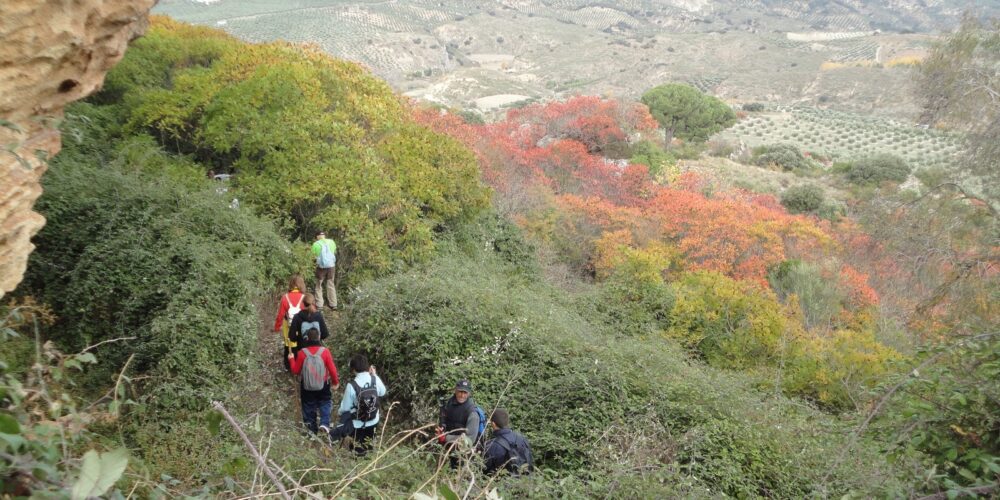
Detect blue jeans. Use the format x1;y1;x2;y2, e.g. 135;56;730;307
301;397;332;433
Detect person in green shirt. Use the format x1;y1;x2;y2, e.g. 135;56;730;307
311;231;338;310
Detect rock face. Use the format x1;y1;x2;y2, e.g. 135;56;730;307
0;0;156;298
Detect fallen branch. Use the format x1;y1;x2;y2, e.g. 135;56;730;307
211;401;291;500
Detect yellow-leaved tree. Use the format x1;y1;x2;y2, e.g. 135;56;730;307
104;17;490;282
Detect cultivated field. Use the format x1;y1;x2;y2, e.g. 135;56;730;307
153;0;992;119
718;107;964;172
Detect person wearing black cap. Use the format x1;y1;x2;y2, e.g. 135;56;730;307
437;379;482;454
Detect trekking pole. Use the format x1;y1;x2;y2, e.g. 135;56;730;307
212;401;291;500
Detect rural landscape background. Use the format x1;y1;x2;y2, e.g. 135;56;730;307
2;0;997;498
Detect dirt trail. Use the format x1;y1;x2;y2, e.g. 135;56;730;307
224;293;301;442
230;292;347;432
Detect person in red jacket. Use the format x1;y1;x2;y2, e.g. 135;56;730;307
274;274;306;371
289;328;340;434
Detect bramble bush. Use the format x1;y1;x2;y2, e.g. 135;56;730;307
878;334;1000;491
335;233;913;496
20;112;298;475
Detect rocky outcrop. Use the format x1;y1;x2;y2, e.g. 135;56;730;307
0;0;156;298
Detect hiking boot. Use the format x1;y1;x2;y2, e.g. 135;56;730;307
319;425;330;435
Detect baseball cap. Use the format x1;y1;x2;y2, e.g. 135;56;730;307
454;379;472;393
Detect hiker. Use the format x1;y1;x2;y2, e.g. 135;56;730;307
288;293;329;355
273;274;306;370
436;379;484;467
483;408;534;476
287;328;340;434
329;354;387;455
312;231;338;310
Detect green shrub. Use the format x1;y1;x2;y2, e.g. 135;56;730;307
752;143;813;172
337;250;911;495
629;139;675;178
768;260;843;330
780;184;826;214
25;117;297;416
878;335;1000;489
666;271;786;370
846;154;912;184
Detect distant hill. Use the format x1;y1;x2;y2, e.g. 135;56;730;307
154;1;999;118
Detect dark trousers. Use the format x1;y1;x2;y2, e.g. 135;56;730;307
330;413;377;455
301;396;332;434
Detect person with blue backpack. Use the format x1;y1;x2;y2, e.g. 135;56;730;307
329;353;387;455
288;328;340;434
311;231;338;310
437;379;486;468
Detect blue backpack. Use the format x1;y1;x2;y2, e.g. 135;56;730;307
317;240;336;268
474;405;487;444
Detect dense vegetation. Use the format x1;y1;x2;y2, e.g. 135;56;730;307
3;15;997;499
103;17;489;282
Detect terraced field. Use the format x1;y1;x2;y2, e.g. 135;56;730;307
719;107;963;172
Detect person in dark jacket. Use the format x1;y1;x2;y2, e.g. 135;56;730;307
436;379;481;468
288;293;329;356
437;379;481;447
288;328;339;434
483;408;533;476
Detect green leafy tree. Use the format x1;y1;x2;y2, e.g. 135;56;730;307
640;83;736;143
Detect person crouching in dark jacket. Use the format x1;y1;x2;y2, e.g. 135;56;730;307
484;408;533;476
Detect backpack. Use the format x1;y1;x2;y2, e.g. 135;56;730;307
493;434;533;475
285;293;303;321
350;373;380;422
299;319;320;342
301;347;328;391
317;240;336;268
474;405;487;444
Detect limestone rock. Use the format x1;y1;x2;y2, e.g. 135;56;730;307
0;0;156;297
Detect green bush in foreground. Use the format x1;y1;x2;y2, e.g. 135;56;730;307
338;239;914;496
20;115;297;475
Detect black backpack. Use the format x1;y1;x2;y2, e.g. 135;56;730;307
494;434;533;475
350;373;379;422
